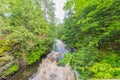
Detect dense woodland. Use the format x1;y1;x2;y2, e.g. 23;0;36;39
0;0;120;80
0;0;57;79
60;0;120;79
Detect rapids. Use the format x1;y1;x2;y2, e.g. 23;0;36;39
30;39;77;80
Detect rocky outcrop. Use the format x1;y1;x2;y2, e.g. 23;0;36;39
0;55;18;79
0;40;18;79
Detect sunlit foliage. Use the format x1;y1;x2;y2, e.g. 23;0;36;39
61;0;120;79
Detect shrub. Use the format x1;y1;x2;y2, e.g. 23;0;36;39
27;45;48;65
71;46;98;68
114;68;120;78
60;46;98;79
27;50;43;65
6;64;19;75
100;52;120;67
89;63;114;78
58;53;72;66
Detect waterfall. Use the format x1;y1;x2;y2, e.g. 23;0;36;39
29;39;77;80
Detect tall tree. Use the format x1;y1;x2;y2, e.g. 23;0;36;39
0;0;57;78
61;0;120;79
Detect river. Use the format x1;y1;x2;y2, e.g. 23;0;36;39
7;39;77;80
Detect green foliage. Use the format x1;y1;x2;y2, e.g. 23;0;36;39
89;63;114;78
61;49;120;79
100;52;120;67
70;47;98;79
0;46;11;56
89;63;120;79
27;50;42;65
0;0;56;78
58;53;72;66
114;68;120;78
0;40;12;56
62;0;120;79
27;45;48;65
6;64;19;75
71;47;98;67
60;47;98;79
0;0;56;65
63;0;120;51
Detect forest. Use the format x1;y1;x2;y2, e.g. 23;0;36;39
0;0;120;80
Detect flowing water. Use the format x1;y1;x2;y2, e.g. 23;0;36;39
53;39;68;54
30;39;77;80
7;39;77;80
